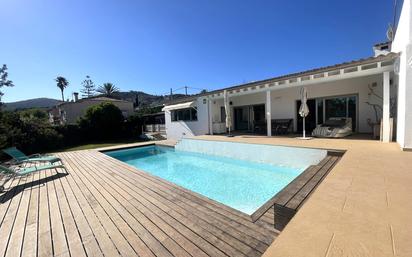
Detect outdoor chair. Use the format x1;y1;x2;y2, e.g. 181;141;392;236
2;147;62;164
0;163;67;192
271;119;293;135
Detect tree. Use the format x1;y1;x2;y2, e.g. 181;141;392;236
81;75;96;98
0;64;15;104
78;102;124;140
55;76;69;102
97;83;119;96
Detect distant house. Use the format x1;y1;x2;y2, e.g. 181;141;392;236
48;95;134;125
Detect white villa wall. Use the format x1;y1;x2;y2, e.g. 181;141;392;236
164;97;209;140
392;0;412;149
210;75;384;133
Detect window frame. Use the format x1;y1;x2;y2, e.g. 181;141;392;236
171;107;198;122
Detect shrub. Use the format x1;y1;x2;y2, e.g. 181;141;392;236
78;102;124;140
0;109;63;156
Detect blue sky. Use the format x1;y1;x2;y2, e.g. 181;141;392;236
1;0;397;102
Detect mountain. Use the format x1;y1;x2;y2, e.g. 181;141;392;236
3;98;62;111
2;91;191;111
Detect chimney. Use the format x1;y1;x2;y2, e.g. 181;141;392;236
73;92;79;102
373;42;391;57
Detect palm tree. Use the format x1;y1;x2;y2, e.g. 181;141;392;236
55;76;69;101
97;83;119;96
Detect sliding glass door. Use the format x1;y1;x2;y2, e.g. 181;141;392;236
316;95;357;131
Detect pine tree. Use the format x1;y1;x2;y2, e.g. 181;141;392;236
80;75;96;98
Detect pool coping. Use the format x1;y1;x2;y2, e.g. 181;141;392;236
250;151;343;224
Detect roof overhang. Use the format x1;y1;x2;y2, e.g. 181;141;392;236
166;52;399;104
162;101;196;111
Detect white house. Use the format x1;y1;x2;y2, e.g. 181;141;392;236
163;0;412;150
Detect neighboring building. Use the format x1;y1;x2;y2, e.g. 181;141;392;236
162;0;412;150
49;95;134;125
141;111;166;135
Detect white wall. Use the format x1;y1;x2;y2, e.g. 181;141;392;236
164;97;210;140
392;0;412;149
210;74;385;133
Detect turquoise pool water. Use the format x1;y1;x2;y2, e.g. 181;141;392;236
105;144;315;214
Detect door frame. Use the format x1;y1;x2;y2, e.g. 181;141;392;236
295;93;359;132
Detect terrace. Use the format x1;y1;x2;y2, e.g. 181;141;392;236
0;136;410;257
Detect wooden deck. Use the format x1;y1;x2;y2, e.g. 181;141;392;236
0;150;279;257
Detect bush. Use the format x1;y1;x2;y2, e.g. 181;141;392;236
78;102;124;140
0;104;143;159
0;109;63;156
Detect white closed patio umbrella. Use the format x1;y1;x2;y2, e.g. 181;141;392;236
298;87;311;140
224;90;233;137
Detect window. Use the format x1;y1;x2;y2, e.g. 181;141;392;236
171;108;198;122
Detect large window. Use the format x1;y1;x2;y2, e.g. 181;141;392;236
318;95;357;131
171;108;198;122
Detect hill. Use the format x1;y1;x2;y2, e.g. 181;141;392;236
3;98;62;111
2;91;191;111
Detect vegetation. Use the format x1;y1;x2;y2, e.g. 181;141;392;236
0;109;63;155
0;103;143;160
55;76;69;102
97;82;119;96
0;65;15;104
80;75;96;98
79;102;125;140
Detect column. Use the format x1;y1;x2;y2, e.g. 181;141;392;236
208;98;213;135
266;90;272;136
382;71;390;142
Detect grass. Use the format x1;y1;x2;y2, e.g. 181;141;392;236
55;138;146;152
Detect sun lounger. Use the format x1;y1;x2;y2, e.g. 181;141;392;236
2;147;61;164
312;117;352;138
0;163;67;192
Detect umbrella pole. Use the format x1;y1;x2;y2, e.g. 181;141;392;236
303;117;306;138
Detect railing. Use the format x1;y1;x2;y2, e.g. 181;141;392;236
143;124;166;133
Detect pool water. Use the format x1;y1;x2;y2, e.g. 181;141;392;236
106;145;309;214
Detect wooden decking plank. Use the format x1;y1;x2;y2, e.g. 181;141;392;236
59;153;122;257
285;156;339;210
0;175;27;257
61;153;143;257
51;168;88;257
55;162;107;257
66;152;189;257
21;170;41;257
94;152;274;250
274;164;322;206
37;169;53;257
4;170;35;257
45;168;70;257
86;152;263;257
75;152;211;257
63;152;162;257
0;176;22;227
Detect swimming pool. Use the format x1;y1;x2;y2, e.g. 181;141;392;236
105;139;327;214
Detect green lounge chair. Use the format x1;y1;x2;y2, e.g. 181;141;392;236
0;163;67;192
2;147;61;164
